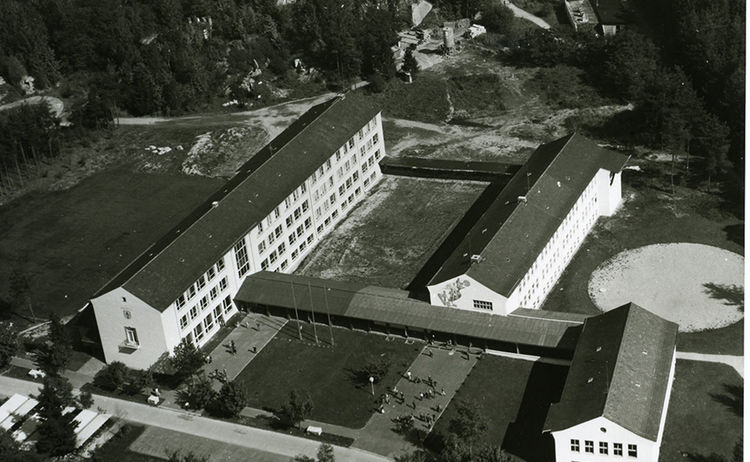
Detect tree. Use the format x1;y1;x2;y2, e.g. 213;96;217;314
448;400;487;441
78;389;94;409
354;354;390;384
93;361;129;392
178;374;216;409
0;323;18;368
0;428;44;462
602;30;660;100
394;450;435;462
402;46;419;78
36;375;76;456
477;1;518;37
33;314;72;376
8;268;33;318
122;368;154;395
207;381;246;418
170;338;206;380
277;390;313;429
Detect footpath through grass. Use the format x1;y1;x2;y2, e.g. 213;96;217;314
429;356;568;462
234;323;422;429
0;166;224;319
542;169;744;355
660;360;743;462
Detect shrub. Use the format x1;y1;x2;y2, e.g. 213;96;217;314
93;362;129;392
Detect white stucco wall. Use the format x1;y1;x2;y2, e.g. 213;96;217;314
91;288;169;370
427;275;510;314
551;417;657;462
597;169;622;216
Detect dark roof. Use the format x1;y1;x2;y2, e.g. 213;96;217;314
544;303;678;440
429;133;629;296
235;271;586;350
592;0;631;25
380;156;519;174
94;94;380;310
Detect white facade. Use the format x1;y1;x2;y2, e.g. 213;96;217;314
549;348;676;462
428;168;622;315
92;112;385;369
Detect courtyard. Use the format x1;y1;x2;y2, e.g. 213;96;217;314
233;323;423;428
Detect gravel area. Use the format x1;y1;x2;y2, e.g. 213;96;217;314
588;243;744;332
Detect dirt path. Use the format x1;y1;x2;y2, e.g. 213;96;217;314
0;95;64;117
506;2;552;29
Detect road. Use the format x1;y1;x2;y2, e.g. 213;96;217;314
675;351;744;378
0;376;390;462
506;2;552;29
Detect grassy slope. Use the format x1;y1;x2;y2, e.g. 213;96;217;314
234;323;422;429
0;166;224;318
542;169;744;355
660;360;743;462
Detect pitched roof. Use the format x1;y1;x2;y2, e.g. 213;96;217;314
428;133;629;296
544;303;678;440
235;271;586;350
93;93;380;310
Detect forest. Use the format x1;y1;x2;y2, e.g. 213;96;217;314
0;0;744;190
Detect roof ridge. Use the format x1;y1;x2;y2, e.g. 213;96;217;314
95;96;344;303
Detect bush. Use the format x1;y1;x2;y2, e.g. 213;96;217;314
206;381;246;418
178;374;216;410
93;362;129;392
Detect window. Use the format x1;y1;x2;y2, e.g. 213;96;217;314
219;277;228;291
216;257;225;272
599;442;608;455
269;250;278;264
304;217;312;230
299;241;307;252
352;171;359;181
336;150;341;161
360;146;366;157
291;249;299;260
223;296;232;311
329;193;336;205
331;209;338;219
348;138;354;149
627;444;637;458
338;184;346;195
301;200;309;212
213;305;222;320
473;300;493;310
294;208;302;220
274;206;281;219
258;241;267;255
275;225;283;238
585;441;594;454
206;266;216;281
307;234;314;244
209;286;218;300
285;197;292;208
317;224;324;234
325;159;332;170
289;233;297;244
124;327;139;345
257;222;264;234
280;259;288;271
296;225;304;237
613;443;623;456
261;258;269;270
180;315;189;329
234;240;250;277
268;232;275;244
570;440;580;452
286;215;293;227
337;167;344;179
203;313;214;331
176;295;186;309
278;242;286;254
199;295;209;311
189;306;198;319
193;323;204;341
187;284;196;300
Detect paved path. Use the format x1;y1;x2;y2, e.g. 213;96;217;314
676;352;744;378
353;346;478;459
206;313;286;390
506;2;552;29
0;375;389;462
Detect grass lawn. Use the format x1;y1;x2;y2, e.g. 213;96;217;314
542;168;744;355
91;424;163;462
660;360;743;462
429;356;568;462
0;166;224;320
297;177;485;289
234;323;422;429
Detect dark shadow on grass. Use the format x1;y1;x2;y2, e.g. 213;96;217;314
703;283;744;312
502;362;569;462
723;224;744;247
710;384;743;417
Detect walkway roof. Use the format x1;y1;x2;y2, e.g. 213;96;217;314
235;271;586;351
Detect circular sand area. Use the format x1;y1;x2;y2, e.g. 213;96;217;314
589;243;744;332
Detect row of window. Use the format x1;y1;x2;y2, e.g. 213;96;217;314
473;300;493;310
175;257;226;309
571;439;637;457
191;296;234;343
517;177;599;308
179;277;229;329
